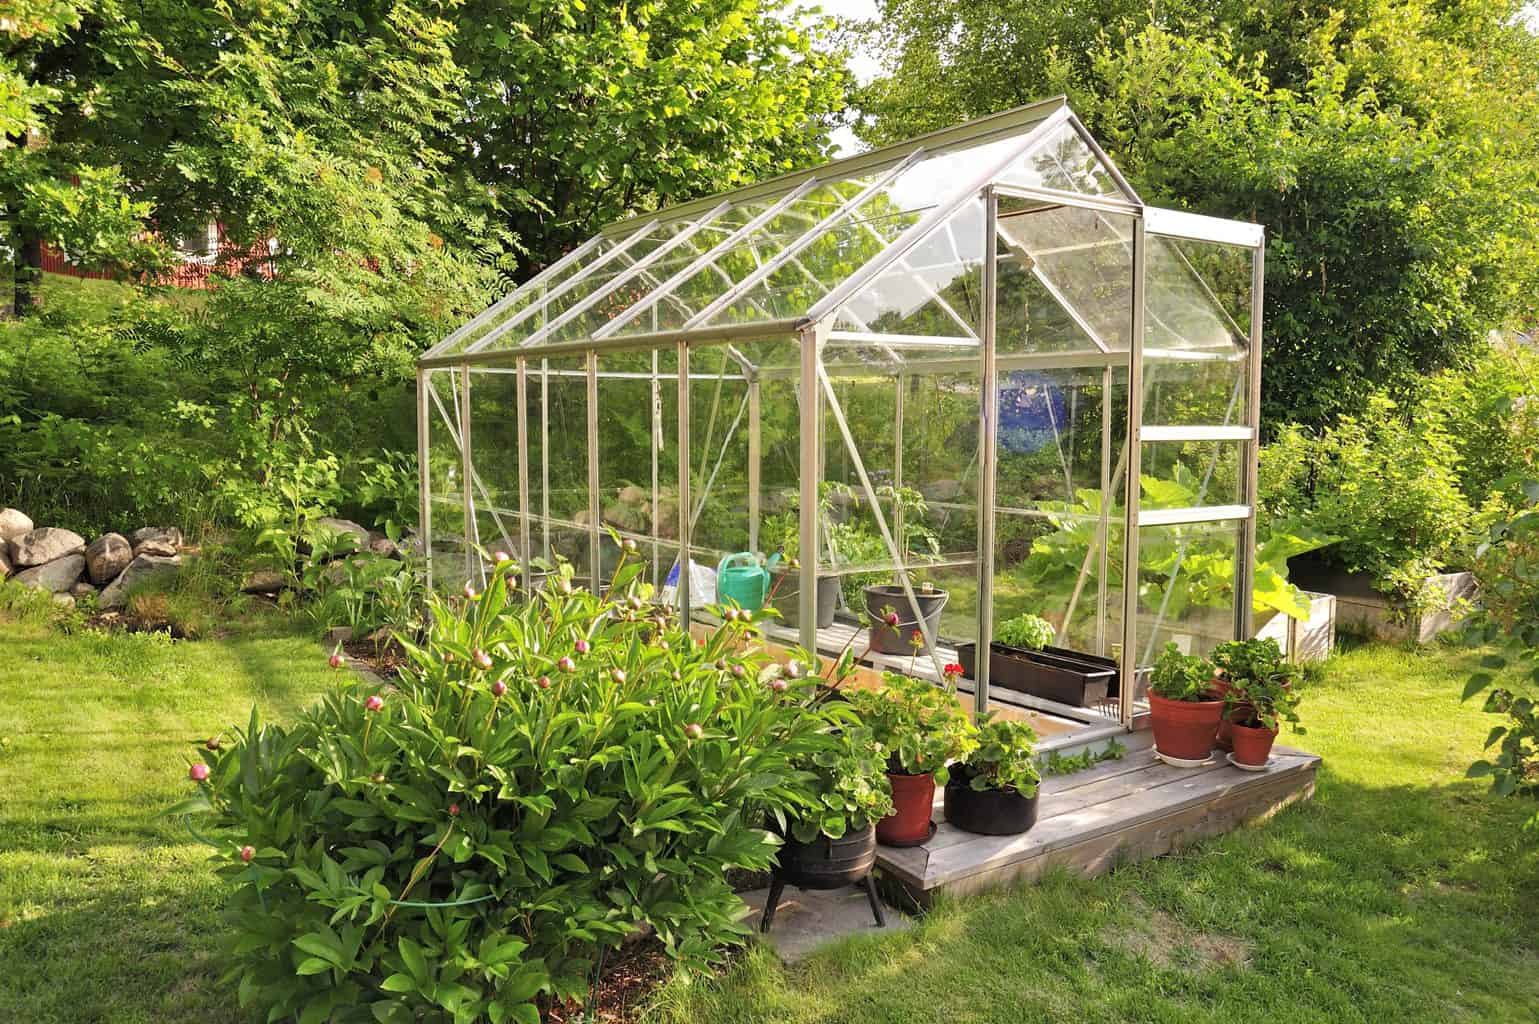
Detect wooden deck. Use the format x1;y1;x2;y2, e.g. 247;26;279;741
877;732;1319;905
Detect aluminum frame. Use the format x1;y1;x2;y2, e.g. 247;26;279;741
415;98;1267;736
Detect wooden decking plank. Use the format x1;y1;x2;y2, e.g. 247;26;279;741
1039;734;1159;795
923;755;1318;886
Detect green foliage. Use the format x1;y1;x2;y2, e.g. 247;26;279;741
786;724;895;843
175;549;859;1021
858;1;1539;427
957;714;1039;797
1041;738;1125;777
1462;475;1539;831
1262;394;1475;605
995;613;1053;651
1214;638;1302;732
1148;642;1217;703
848;672;977;782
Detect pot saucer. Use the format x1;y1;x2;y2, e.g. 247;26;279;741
1153;750;1214;768
878;821;938;848
1226;752;1275;773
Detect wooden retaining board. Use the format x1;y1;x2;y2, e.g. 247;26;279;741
877;732;1319;904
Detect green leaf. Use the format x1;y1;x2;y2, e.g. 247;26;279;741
379;973;417;993
1462;673;1494;701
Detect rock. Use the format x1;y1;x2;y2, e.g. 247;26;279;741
52;592;76;609
241;569;288;595
9;527;86;568
316;517;369;546
132;538;178;558
70;581;97;599
367;534;401;559
99;554;181;609
13;554;86;593
327;626;354;645
0;545;10;579
0;508;33;541
129;526;183;550
85;533;133;584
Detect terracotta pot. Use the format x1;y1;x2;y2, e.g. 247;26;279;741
877;771;935;846
1229;721;1279;767
1147;691;1223;761
1209;676;1237;752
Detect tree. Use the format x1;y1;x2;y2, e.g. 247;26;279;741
441;0;852;273
856;1;1539;427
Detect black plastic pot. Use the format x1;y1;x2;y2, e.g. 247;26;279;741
954;641;1116;707
762;823;885;932
773;823;878;889
864;584;948;655
769;570;840;629
944;766;1040;836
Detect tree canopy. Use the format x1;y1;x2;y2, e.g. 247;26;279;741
857;0;1539;426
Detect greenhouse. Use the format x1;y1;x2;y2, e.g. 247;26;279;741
415;96;1264;740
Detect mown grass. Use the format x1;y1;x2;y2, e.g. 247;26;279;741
0;602;336;1023
2;604;1536;1023
657;641;1539;1024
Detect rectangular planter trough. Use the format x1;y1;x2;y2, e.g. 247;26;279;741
953;642;1118;708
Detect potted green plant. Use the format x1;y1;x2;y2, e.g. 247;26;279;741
1147;642;1224;763
944;714;1042;835
849;673;977;846
954;612;1118;707
861;486;947;655
1215;639;1302;768
763;723;895;932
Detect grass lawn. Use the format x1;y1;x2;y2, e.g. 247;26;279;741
2;596;1536;1023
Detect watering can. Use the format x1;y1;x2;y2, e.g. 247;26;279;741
715;552;769;612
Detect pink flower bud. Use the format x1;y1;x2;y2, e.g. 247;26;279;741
328;652;344;669
557;656;575;674
884;611;899;628
463;580;477;599
769;679;788;693
448;803;460;817
786;660;804;679
493;550;510;564
610;668;626;684
538;675;552;690
371;772;386;784
684;723;704;741
365;695;385;712
714;658;727;671
491;679;507;697
239;845;255;863
189;763;210;782
574;639;590;655
473;648;493;671
724;607;739;622
731;663;746;678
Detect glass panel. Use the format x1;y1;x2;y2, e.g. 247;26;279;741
443;238;625;356
1141;235;1252;427
596;347;678;591
997;199;1135;352
1139;440;1243;511
828;198;988;340
1134;520;1242;664
995;120;1126;199
464;369;521;520
524;357;588;569
425;369;464;506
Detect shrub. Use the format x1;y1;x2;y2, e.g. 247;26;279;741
955;715;1040;797
848;672;976;781
173;549;849;1023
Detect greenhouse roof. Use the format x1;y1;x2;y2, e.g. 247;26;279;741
420;97;1260;370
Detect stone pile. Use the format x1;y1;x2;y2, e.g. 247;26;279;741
1;508;183;609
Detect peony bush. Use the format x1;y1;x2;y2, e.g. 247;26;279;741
173;546;853;1024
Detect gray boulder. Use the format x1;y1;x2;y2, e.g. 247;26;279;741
14;554;85;593
52;592;76;609
129;526;183;550
367;534;401;559
99;554;181;609
86;533;133;584
132;538;178;558
10;527;86;568
241;569;287;595
70;581;97;599
0;508;33;541
312;517;369;550
0;545;10;578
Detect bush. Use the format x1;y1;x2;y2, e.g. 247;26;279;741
174;549;851;1023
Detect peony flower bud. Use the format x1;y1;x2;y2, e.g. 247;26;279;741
684;723;704;741
538;675;552;689
610;668;627;685
491;679;507;697
328;652;344;670
493;550;511;564
448;802;460;817
463;580;478;600
883;611;900;628
365;695;385;712
371;772;386;784
188;763;210;782
574;639;590;655
731;663;746;678
240;845;255;863
473;648;493;671
769;679;788;693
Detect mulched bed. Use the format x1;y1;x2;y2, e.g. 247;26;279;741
545;941;676;1023
341;634;410;678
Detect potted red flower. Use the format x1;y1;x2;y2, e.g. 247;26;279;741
849;672;977;846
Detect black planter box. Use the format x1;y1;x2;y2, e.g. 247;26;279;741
954;641;1117;708
944;769;1040;836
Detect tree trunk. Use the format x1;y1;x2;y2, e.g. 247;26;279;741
13;230;42;317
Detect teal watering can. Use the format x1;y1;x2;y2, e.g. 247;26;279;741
715;552;769;612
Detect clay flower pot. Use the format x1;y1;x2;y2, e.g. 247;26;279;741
1147;691;1223;761
877;772;936;846
1229;721;1279;767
